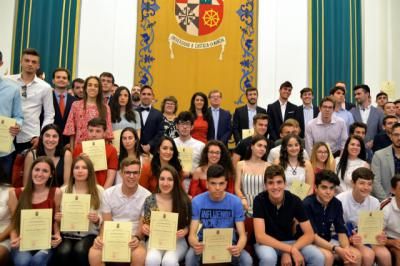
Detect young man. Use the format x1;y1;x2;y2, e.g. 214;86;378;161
207;89;232;145
335;81;355;110
253;165;325;265
88;158;151;266
330;86;354;129
267;81;297;141
185;164;252;266
232;87;267;144
295;87;319;138
383;102;397;117
73;118;118;188
372;115;398;152
303;170;361;266
376;91;388;110
100;72;114;105
383;175;400;265
336;167;392;266
395;99;400;120
131;85;141;108
71;78;84;99
7;48;55;153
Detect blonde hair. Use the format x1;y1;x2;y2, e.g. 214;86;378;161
310;142;335;172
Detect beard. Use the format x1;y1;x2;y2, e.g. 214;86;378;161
132;94;140;101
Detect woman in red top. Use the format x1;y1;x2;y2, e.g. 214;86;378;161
189;140;234;197
189;92;210;143
9;156;62;265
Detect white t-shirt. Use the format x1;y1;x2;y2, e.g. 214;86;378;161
335;157;369;193
383;198;400;239
174;137;205;172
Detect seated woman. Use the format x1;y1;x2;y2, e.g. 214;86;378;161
141;165;191;265
0;165;12;266
54;156;103;266
23;124;72;187
189;140;234;197
309;142;336;174
9;156;62;266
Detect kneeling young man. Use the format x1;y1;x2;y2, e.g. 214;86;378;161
253;165;325;266
303;170;361;265
185;164;252;266
336;167;392;266
88;158;151;266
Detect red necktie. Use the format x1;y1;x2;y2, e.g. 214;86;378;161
59;94;65;117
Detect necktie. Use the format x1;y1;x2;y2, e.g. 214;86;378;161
104;96;109;104
59;94;65;117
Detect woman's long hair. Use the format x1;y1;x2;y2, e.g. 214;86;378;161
83;76;107;120
118;127;141;166
243;135;268;161
157;165;191;229
336;135;366;180
151;136;183;178
110;86;137;123
189;92;209;119
198;140;234;178
310;142;335;172
279;134;305;169
36;124;64;157
65;156;101;210
12;156;55;234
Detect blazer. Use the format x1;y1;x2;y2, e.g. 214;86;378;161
207;107;232;145
232;105;267;144
371;145;395;201
295;105;319;138
267;100;297;141
138;106;164;152
350;106;384;142
345;101;355;111
372;132;392;152
53;92;76;145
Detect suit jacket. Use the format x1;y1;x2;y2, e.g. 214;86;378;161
295;105;319;138
232;105;267;144
345;101;355;111
371;145;395;201
372;132;392;152
138;107;164;152
267;100;297;141
350;106;384;142
207;107;232;145
53;92;76;145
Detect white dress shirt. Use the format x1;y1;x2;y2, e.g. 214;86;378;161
360;105;371;124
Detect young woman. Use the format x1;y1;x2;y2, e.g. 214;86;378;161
110;86;141;134
141;165;191;265
139;136;183;193
63;76;113;150
189;92;209;143
235;135;271;213
23;124;72;187
309;142;336;174
189;140;234;197
9;156;62;266
335;135;369;193
54;156;103;266
161;96;179;139
0;165;12;266
274;134;314;194
114;127;149;184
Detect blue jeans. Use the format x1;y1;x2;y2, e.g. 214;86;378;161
11;248;53;266
185;247;253;266
254;241;324;266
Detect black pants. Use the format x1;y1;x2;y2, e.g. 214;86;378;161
53;235;96;266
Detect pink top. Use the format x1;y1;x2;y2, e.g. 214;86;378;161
191;115;208;143
63;100;113;145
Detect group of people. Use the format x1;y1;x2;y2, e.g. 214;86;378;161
1;47;400;266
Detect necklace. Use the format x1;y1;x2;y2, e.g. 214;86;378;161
288;161;298;175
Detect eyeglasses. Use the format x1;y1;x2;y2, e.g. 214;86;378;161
178;121;191;127
317;151;329;155
21;85;27;98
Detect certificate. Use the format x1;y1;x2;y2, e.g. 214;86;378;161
289;180;311;200
102;221;132;263
61;194;91;232
20;209;52;251
203;228;233;264
112;129;122;154
177;147;193;172
358;210;384;245
149;211;178;251
0;116;16;153
82;139;107;171
242;128;254;139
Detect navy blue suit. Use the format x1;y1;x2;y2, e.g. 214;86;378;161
266;100;297;141
295;105;319;138
232;105;267;144
138;106;164;153
207;107;232;145
53;92;76;145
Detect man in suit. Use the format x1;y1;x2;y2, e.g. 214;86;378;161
71;78;84;99
52;68;76;146
350;84;384;148
207;90;231;145
137;85;164;154
267;81;297;141
100;72;114;105
232;87;267;144
372;123;400;201
372;115;398;152
295;87;319;138
335;81;356;110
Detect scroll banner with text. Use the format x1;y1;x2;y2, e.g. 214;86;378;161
134;0;258;111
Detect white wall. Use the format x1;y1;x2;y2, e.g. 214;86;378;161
0;0;16;76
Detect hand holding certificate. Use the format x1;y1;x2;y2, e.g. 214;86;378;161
102;221;132;263
358;210;384;245
290;180;311;200
82;139;107;171
0;116;16;153
20;209;52;251
203;228;233;264
242;128;254;139
61;194;91;232
177;147;193;172
149;211;178;251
